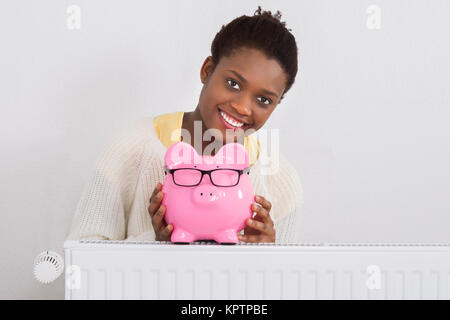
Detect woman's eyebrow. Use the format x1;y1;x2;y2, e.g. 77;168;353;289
226;69;279;98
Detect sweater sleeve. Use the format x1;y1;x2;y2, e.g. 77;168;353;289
274;208;301;243
265;153;304;244
65;119;149;241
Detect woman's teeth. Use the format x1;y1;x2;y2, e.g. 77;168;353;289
219;110;244;127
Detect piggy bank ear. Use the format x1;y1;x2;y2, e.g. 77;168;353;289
165;142;201;169
214;142;249;169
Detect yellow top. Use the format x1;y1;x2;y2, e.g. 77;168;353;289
153;111;260;167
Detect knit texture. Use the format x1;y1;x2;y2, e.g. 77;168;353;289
65;116;304;243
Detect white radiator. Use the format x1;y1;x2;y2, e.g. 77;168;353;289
64;240;450;300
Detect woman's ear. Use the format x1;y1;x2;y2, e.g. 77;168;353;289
200;56;214;84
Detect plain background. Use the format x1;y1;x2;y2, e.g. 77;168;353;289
0;0;448;299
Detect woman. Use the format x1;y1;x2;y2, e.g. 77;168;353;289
66;6;304;244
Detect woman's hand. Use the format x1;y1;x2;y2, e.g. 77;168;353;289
148;182;173;241
239;195;276;243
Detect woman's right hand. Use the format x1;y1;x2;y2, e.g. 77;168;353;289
148;182;173;241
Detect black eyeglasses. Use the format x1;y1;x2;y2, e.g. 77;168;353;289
164;165;250;187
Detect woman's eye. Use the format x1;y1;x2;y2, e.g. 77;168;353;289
257;96;271;105
226;79;240;90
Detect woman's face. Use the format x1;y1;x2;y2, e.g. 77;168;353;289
197;47;287;142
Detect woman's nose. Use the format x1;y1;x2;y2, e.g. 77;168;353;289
231;96;252;116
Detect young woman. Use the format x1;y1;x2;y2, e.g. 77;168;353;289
66;7;304;244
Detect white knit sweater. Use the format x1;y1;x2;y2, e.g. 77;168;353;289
65;116;304;243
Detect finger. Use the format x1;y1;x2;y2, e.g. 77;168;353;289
245;217;272;234
151;183;160;199
152;204;166;230
238;234;265;243
255;195;272;211
251;203;273;226
148;191;164;217
160;224;173;240
150;183;162;202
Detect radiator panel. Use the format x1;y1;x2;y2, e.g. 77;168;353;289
64;241;450;300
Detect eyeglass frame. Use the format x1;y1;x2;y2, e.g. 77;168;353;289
163;165;250;187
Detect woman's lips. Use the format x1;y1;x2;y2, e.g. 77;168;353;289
218;109;246;131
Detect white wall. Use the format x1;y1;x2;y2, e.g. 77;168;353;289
0;0;448;299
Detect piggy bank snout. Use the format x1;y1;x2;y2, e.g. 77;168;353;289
193;185;221;205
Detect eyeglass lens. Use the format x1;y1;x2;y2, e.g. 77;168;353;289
173;169;239;187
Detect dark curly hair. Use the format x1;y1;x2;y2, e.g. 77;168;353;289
210;6;298;101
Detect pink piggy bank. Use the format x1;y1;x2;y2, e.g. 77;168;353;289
161;141;254;244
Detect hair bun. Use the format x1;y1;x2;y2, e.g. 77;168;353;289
253;6;289;30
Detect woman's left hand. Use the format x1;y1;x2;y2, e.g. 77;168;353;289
239;195;276;243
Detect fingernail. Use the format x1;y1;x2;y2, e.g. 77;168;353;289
255;195;260;201
247;219;253;225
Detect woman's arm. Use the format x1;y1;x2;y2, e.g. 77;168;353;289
264;153;304;244
65;119;149;241
273;208;301;243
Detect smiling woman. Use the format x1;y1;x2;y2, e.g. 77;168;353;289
193;47;287;139
66;6;304;244
182;5;299;154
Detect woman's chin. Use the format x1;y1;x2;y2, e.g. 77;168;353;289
224;130;246;144
203;121;246;144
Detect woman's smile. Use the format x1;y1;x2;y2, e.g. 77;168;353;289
217;108;249;131
181;46;288;149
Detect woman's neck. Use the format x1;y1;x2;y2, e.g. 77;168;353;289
182;106;246;157
181;107;211;156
